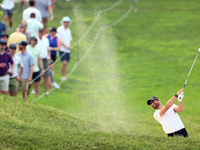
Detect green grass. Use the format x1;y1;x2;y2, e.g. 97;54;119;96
1;0;200;149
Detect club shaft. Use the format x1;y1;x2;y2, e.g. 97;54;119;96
183;52;199;88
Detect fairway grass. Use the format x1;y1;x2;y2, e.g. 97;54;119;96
1;0;200;149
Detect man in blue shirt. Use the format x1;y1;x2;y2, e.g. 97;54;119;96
17;41;34;100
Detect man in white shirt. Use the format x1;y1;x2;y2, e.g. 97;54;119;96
22;0;42;22
8;44;24;97
147;88;188;137
1;0;14;32
36;28;51;95
57;16;72;81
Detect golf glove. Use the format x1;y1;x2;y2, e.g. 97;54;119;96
178;92;184;102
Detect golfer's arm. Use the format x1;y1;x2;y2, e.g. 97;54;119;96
160;96;177;116
174;102;183;112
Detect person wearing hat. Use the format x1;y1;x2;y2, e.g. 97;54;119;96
57;16;72;81
7;25;27;53
1;33;9;51
8;44;24;97
27;36;44;98
17;40;34;100
0;39;14;95
21;20;31;43
147;88;188;137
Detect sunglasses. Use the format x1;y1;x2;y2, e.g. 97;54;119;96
11;48;16;50
149;99;157;105
0;43;6;46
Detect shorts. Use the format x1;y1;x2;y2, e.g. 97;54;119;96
18;79;29;91
59;51;70;62
42;17;48;29
42;58;50;77
168;128;188;137
1;8;13;18
9;77;18;92
0;74;9;92
51;55;57;63
32;71;41;82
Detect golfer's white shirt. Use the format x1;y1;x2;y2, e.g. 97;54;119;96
57;26;72;53
154;104;185;134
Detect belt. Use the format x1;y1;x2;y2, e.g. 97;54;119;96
0;73;8;77
10;76;17;79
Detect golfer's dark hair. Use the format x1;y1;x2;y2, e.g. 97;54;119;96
29;0;35;6
30;13;36;18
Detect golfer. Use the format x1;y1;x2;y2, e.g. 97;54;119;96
147;88;188;137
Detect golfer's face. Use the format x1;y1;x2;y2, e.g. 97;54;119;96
150;100;159;109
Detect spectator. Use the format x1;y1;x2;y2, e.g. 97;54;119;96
21;21;31;43
0;17;7;38
22;0;42;22
1;33;9;51
27;37;44;98
8;44;24;97
36;28;51;94
27;13;43;37
46;27;61;75
17;41;34;100
7;25;27;53
57;17;72;81
35;0;54;34
0;39;14;95
1;0;14;32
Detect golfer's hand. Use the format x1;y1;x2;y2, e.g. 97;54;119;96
180;88;185;92
178;92;184;102
177;88;185;95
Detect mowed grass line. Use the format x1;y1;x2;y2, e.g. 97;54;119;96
1;0;200;149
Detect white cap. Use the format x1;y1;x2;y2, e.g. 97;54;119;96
62;16;71;22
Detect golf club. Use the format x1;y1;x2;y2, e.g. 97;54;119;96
183;48;200;88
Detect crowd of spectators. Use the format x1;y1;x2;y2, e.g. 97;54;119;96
0;0;72;100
